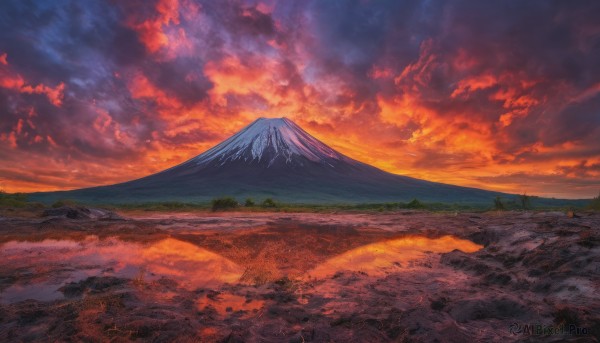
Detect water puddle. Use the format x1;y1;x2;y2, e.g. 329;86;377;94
0;237;244;303
0;234;482;304
309;235;482;278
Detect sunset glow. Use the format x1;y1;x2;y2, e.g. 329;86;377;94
1;1;599;198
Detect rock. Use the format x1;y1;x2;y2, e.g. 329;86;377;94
59;276;128;297
440;250;489;274
468;227;502;246
42;206;123;220
430;297;448;311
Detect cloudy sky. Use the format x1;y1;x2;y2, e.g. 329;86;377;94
1;0;599;198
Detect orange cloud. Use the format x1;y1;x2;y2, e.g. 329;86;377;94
21;83;65;107
451;74;497;98
204;55;277;105
0;55;65;107
368;66;393;79
128;0;181;54
128;72;182;113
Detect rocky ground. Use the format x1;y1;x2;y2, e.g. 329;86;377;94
0;208;598;342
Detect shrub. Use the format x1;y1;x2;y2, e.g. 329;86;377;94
588;192;600;211
52;199;77;208
493;196;505;211
261;198;277;208
245;198;255;207
384;202;400;210
517;193;531;210
406;198;425;209
156;201;188;210
211;197;238;211
0;192;29;208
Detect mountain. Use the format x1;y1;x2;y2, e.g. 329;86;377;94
31;117;515;204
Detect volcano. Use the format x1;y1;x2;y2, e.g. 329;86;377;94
32;117;506;204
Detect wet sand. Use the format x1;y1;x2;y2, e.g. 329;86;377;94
0;210;599;342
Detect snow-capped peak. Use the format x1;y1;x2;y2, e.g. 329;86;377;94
190;117;344;166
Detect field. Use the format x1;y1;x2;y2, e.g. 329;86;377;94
0;208;599;342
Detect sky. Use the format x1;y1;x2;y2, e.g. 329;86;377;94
0;0;599;199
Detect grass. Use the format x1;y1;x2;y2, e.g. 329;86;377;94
0;192;31;208
109;199;580;213
105;201;211;211
261;198;277;208
51;199;78;208
0;192;45;216
211;197;239;211
0;189;596;214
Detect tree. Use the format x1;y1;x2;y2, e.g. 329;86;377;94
589;191;600;211
244;198;255;207
406;199;425;209
211;197;238;211
518;193;531;210
493;196;505;211
261;198;277;208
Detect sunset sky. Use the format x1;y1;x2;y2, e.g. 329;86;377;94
1;0;599;199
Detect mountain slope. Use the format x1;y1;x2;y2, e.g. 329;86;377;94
31;117;513;204
188;117;347;168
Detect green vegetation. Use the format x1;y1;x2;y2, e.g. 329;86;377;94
106;201;210;211
588;192;600;211
52;199;78;208
211;197;239;211
406;198;425;209
1;187;591;214
0;191;30;208
518;193;531;210
261;198;277;208
493;196;505;211
33;198;594;213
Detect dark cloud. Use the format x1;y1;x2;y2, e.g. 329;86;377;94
109;25;148;65
235;7;275;36
541;94;600;146
142;57;213;106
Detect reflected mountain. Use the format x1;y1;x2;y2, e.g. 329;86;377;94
0;224;483;304
309;235;482;278
0;237;244;303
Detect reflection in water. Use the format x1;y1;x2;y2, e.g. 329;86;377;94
309;235;482;278
0;237;244;303
0;234;482;303
0;283;64;304
138;239;243;287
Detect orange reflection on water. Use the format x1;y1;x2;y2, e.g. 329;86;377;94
197;293;264;317
309;235;482;278
137;238;244;288
0;237;245;303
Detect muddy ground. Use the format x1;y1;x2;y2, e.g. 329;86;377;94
0;209;599;342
